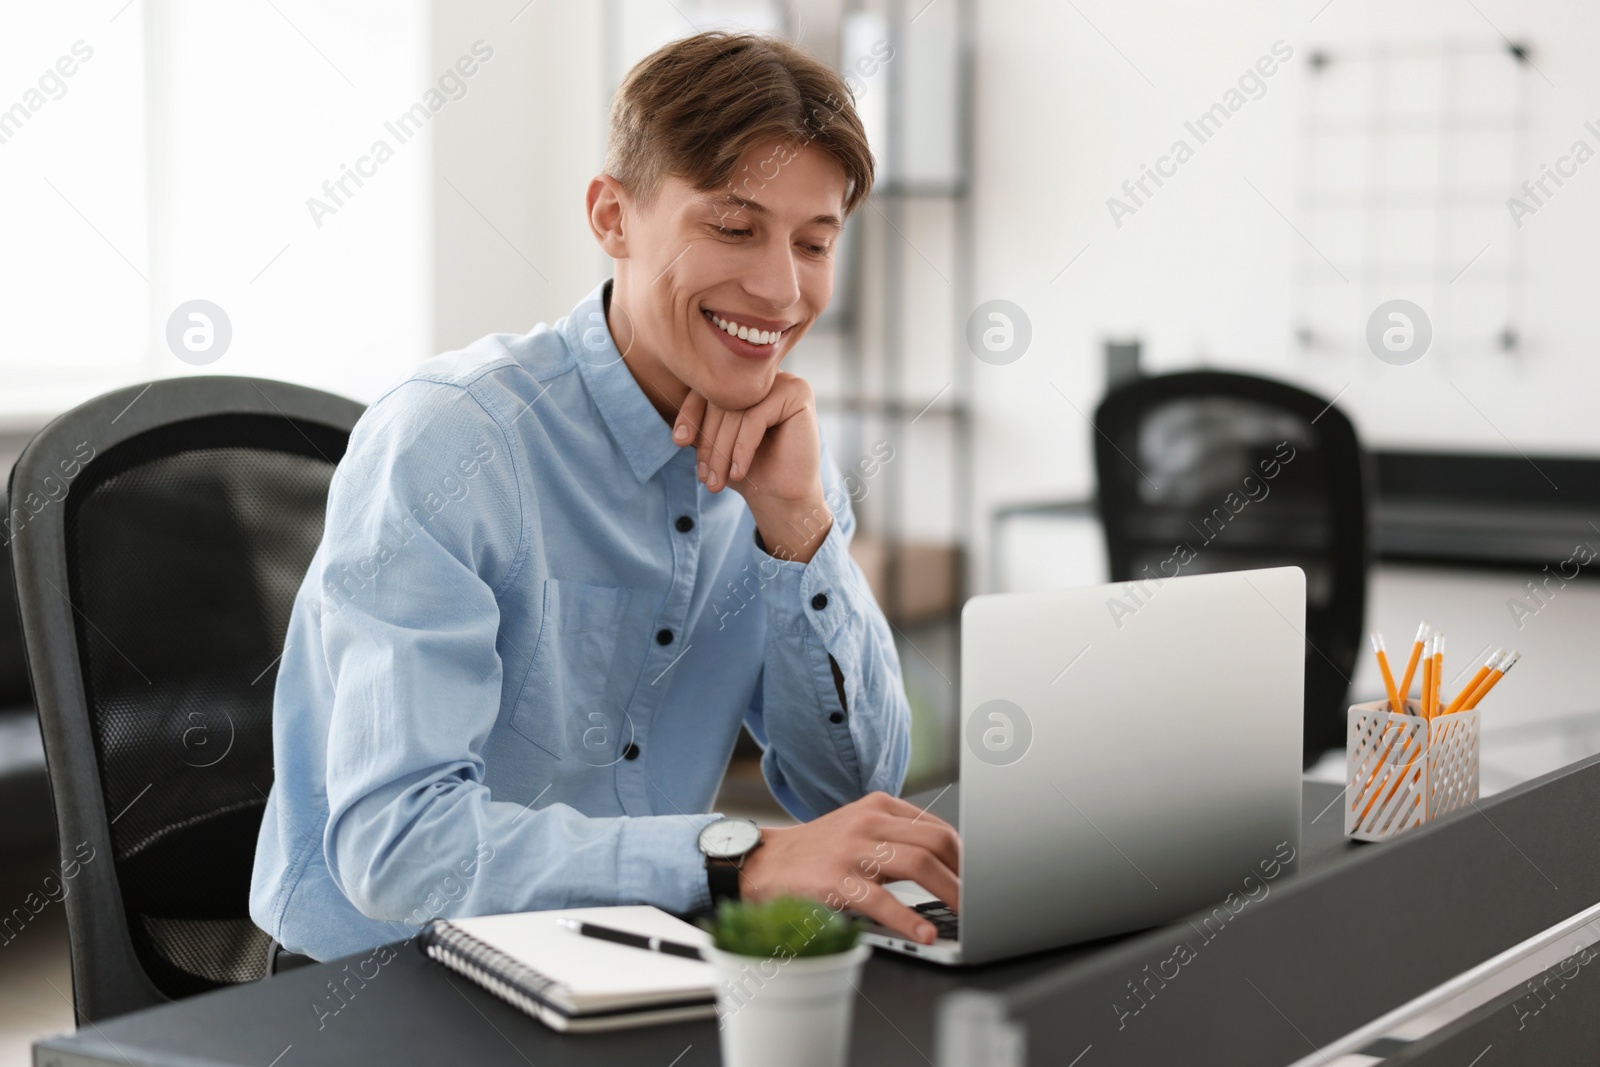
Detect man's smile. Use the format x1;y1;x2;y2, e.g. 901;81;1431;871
700;307;791;360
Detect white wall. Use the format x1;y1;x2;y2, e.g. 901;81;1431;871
428;0;609;353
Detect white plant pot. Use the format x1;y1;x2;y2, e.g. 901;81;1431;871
705;942;871;1067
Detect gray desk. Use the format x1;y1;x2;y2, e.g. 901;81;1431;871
36;762;1600;1066
978;754;1600;1065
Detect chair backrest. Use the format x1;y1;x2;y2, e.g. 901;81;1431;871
1092;371;1370;766
6;376;363;1022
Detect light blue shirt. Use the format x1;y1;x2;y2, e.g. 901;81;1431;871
250;278;912;960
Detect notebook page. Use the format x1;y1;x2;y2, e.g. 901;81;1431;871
444;905;715;1011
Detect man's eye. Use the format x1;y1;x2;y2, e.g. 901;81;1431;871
804;244;831;256
713;226;751;238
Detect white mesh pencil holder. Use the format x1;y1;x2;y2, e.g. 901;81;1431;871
1344;698;1480;841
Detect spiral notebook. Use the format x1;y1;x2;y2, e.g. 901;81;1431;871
419;905;717;1033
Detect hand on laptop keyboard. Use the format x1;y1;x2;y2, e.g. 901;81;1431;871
912;900;960;941
737;791;961;945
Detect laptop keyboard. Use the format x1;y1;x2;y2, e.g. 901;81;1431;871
913;900;959;941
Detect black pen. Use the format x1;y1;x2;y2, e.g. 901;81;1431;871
554;917;706;960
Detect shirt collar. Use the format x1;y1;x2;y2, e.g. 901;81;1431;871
562;277;683;483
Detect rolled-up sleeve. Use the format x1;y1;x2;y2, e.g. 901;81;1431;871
744;447;913;821
316;381;718;926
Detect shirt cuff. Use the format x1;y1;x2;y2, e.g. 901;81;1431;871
617;812;722;915
752;517;857;644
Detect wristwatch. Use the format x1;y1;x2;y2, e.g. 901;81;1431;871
698;817;762;906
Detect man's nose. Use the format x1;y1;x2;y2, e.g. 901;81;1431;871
743;237;803;311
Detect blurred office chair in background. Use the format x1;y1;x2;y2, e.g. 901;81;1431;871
1093;371;1371;766
7;377;362;1021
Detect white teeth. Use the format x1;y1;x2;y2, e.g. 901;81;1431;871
707;311;783;346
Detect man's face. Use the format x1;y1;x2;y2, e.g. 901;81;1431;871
611;139;847;411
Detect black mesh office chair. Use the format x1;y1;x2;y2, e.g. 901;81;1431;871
7;376;363;1022
1093;371;1370;766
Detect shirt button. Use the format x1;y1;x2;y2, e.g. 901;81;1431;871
810;593;829;610
829;711;845;724
623;743;640;760
656;628;674;645
676;515;695;533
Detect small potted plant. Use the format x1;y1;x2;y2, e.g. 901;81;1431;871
702;895;871;1067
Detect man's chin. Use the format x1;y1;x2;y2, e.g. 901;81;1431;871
695;377;773;413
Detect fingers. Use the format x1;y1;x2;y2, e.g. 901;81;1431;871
728;388;789;486
695;404;724;483
706;408;742;491
729;415;766;487
864;791;959;839
843;793;961;911
673;390;705;451
736;798;961;947
867;816;961;886
872;842;961;914
847;881;939;945
682;374;816;492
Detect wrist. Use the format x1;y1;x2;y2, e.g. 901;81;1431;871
735;825;785;901
750;495;832;564
701;817;764;907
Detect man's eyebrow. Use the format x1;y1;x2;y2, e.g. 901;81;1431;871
701;193;843;231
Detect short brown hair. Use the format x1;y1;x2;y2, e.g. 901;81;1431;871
605;31;875;218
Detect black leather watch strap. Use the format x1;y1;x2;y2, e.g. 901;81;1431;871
706;858;742;906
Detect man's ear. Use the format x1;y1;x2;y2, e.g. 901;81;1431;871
586;174;629;259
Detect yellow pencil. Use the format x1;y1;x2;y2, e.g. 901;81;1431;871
1356;719;1415;821
1368;632;1434;820
1464;650;1520;710
1445;648;1503;716
1430;634;1445;718
1371;633;1403;714
1396;621;1429;715
1361;702;1427;823
1354;632;1406;821
1427;633;1440;716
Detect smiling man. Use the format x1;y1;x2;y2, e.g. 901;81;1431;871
250;30;960;963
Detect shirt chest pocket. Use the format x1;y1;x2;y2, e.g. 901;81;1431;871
509;579;629;759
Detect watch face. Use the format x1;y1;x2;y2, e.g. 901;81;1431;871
699;818;761;859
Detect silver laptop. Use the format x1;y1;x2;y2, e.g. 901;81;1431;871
862;566;1305;965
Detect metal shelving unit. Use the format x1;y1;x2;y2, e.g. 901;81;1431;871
813;0;975;627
